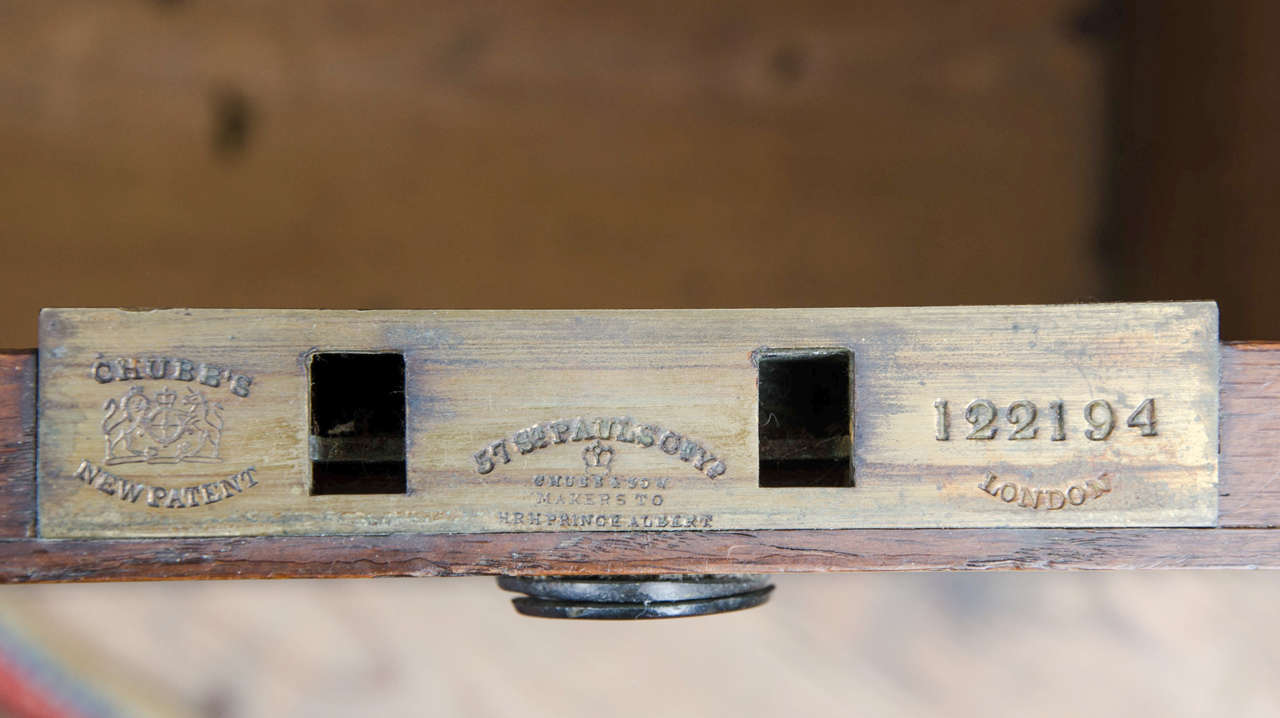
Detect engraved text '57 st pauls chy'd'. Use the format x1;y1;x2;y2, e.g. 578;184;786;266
34;304;1218;538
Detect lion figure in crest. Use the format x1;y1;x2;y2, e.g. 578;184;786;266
102;386;223;465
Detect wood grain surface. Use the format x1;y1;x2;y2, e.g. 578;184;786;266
2;5;1279;716
1;342;1278;581
1219;342;1280;527
0;0;1106;350
0;352;34;539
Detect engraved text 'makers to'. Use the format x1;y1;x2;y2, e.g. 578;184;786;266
496;439;714;530
35;304;1218;536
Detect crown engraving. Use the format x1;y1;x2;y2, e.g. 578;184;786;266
582;440;614;475
102;386;224;465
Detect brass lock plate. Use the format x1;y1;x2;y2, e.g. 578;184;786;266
36;303;1219;537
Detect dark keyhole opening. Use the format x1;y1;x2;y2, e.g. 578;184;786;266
309;352;407;495
757;348;853;487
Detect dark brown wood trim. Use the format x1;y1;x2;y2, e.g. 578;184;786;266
1219;341;1280;527
0;350;34;538
2;528;1279;583
2;344;1279;582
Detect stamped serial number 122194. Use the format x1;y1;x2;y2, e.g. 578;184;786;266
932;398;1157;442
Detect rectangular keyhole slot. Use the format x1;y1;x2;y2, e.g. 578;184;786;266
309;352;407;495
757;348;853;487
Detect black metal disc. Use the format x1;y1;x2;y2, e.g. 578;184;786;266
498;575;774;620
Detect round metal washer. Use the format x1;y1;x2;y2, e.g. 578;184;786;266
510;586;774;620
498;574;772;603
498;575;774;620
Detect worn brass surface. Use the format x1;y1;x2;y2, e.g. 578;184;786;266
36;304;1218;537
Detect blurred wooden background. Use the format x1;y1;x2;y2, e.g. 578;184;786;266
0;0;1108;342
2;2;1275;342
1;1;1279;716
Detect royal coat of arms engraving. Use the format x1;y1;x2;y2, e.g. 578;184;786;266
101;386;223;465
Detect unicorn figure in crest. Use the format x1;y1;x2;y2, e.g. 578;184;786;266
102;386;223;465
